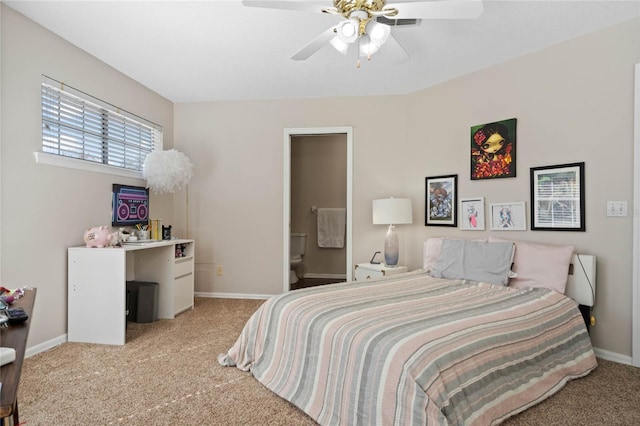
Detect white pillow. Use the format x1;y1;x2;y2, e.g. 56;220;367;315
489;237;574;293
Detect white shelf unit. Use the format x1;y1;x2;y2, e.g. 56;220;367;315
68;239;195;345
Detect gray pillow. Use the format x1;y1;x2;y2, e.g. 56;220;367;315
430;239;514;286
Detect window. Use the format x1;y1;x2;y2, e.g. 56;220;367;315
41;76;162;173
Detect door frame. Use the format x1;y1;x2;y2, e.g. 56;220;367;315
633;63;639;367
283;127;353;292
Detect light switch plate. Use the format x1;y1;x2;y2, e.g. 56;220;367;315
607;201;628;217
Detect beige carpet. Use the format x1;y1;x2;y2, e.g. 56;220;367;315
18;297;640;425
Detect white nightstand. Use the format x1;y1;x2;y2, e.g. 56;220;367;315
354;263;408;281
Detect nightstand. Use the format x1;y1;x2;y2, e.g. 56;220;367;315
354;263;408;281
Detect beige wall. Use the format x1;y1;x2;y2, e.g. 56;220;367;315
1;5;175;348
291;134;347;277
174;96;409;296
402;18;639;357
176;18;639;358
2;3;639;360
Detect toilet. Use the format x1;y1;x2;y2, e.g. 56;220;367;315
290;233;307;284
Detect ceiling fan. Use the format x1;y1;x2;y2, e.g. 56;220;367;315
242;0;484;66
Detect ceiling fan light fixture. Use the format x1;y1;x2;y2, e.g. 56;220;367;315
366;20;390;44
358;34;382;58
244;0;485;63
329;36;349;55
336;18;359;43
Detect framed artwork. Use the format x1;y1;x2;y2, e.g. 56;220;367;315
489;201;526;231
425;174;457;227
470;118;517;180
530;162;585;231
460;197;485;231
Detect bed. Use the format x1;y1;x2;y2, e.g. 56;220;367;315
219;238;597;425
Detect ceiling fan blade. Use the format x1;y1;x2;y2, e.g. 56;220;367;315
242;0;328;14
382;33;410;63
291;25;337;60
389;0;483;20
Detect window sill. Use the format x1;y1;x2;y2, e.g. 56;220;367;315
34;152;144;180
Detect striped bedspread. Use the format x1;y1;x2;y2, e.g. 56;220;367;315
219;271;597;425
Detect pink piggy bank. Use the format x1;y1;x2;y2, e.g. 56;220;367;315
83;226;113;248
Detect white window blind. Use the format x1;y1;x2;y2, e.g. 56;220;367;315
41;76;162;172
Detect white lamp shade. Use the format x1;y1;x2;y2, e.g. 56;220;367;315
373;198;413;225
143;149;194;194
366;20;390;44
330;36;350;55
358;35;383;58
336;19;359;44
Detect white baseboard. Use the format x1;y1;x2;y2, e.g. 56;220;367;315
25;334;67;358
195;292;272;300
303;273;346;279
593;347;634;366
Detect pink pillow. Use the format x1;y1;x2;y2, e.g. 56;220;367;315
489;237;574;293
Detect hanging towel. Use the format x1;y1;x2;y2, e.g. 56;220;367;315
317;208;346;248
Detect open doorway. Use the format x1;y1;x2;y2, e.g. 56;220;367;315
632;63;639;367
283;127;353;293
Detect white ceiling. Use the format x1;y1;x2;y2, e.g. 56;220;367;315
5;0;640;103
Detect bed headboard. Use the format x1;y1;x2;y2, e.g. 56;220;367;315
565;254;596;307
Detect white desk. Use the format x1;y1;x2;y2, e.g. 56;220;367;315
68;239;194;345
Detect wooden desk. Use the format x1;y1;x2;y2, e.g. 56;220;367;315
0;289;37;425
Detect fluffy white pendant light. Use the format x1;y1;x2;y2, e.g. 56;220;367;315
142;149;194;194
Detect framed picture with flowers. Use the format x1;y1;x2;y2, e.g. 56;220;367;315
425;174;457;227
470;118;517;180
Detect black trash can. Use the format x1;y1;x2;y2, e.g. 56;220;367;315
126;281;158;323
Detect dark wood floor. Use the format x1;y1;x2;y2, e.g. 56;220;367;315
290;277;345;291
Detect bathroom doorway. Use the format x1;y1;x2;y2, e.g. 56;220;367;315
283;127;353;292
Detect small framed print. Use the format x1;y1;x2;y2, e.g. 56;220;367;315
530;162;585;231
489;201;526;231
425;174;457;227
460;197;485;231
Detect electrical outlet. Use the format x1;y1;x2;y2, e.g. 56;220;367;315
216;265;223;276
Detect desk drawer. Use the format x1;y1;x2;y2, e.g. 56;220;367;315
174;258;193;278
174;274;194;314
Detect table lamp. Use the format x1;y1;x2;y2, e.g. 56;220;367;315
372;197;413;267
